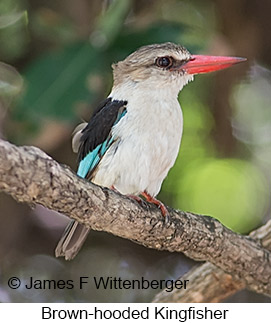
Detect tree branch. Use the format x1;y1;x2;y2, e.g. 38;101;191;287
0;138;271;297
152;220;271;302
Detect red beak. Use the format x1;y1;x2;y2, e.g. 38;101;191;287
183;55;247;75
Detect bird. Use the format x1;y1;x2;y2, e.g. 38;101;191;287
55;42;246;260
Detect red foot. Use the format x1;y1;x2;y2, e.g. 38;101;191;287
111;187;146;206
111;187;169;222
141;191;169;218
128;194;143;203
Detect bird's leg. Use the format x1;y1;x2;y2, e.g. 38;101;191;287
141;191;168;215
141;191;169;223
127;194;150;209
110;185;118;192
128;194;143;203
110;186;148;208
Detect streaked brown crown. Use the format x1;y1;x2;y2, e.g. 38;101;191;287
112;42;191;86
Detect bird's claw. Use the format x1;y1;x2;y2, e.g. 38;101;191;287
163;212;170;225
141;191;170;224
158;203;170;224
128;194;149;209
128;192;170;224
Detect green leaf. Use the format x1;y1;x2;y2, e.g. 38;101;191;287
91;0;132;47
0;62;23;97
15;42;106;123
0;11;28;29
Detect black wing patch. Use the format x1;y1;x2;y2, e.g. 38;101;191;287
78;97;127;162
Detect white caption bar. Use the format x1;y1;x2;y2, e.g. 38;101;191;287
0;303;270;322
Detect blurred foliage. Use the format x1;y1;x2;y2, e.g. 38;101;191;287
0;62;23;105
30;8;77;44
16;43;103;122
173;158;267;232
91;0;132;47
0;0;29;61
0;0;271;303
232;65;271;168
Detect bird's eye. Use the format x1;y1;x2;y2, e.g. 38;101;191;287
155;56;173;68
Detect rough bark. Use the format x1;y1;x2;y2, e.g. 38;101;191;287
153;220;271;302
0;138;270;297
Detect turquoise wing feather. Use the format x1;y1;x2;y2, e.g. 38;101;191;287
77;109;127;179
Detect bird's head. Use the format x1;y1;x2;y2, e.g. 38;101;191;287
112;42;246;96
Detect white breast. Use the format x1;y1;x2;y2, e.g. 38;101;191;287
92;84;183;197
